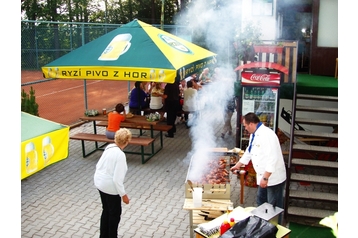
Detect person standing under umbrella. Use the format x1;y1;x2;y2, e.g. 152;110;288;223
163;80;180;138
149;82;165;111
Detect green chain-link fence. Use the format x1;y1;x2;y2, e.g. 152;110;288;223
21;20;192;71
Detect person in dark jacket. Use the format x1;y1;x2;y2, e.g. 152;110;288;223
221;96;236;138
129;81;149;114
163;81;181;138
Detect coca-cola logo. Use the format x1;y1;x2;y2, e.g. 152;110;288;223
241;72;280;85
250;74;270;81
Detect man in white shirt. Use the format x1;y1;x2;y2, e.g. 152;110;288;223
231;112;286;222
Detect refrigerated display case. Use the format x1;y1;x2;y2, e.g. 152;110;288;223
240;84;279;149
234;62;289;150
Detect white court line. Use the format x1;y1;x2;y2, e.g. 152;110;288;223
37;80;103;98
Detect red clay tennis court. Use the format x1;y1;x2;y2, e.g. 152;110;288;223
21;70;134;126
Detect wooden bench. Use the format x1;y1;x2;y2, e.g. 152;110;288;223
70;133;156;164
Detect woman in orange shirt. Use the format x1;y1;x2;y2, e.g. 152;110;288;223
106;103;126;139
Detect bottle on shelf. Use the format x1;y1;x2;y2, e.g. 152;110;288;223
262;88;268;100
269;90;275;101
254;88;260;100
249;88;254;100
260;87;265;100
268;102;274;112
244;88;249;100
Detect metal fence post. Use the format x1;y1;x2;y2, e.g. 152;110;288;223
81;23;88;110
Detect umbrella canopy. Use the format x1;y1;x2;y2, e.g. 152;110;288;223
42;19;217;84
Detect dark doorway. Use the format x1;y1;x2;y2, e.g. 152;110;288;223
277;0;313;73
310;0;338;76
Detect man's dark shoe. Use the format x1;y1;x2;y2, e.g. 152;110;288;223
165;133;174;138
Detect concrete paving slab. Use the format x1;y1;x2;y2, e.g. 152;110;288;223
21;114;260;238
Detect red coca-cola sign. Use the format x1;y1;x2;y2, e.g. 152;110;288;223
250;74;271;81
241;72;280;86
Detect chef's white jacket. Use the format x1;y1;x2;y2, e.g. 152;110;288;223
239;124;286;186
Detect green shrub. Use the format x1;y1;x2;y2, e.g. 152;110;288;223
21;86;39;116
234;20;262;62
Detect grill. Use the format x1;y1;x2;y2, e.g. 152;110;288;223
184;149;240;200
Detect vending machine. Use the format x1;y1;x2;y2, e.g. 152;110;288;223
234;62;288;150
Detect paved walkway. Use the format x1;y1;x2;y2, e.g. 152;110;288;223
21;112;261;238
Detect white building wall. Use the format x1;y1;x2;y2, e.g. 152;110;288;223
242;0;277;40
240;0;338;135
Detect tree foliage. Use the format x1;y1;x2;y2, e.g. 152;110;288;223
21;0;244;68
21;0;184;25
234;20;262;62
21;87;39;116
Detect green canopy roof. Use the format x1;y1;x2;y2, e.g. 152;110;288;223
42;19;217;83
21;112;67;142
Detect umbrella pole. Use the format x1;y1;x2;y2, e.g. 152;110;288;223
84;79;88;109
81;27;88;110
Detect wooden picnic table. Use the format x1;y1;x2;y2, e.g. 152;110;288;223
74;114;169;163
80;114;166;139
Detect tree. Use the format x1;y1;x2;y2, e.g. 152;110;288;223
21;87;39;116
21;0;180;25
21;0;41;20
233;20;262;63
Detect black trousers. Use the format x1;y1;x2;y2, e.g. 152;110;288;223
165;100;179;136
98;190;122;238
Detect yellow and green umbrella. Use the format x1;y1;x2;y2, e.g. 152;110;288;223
42;19;217;83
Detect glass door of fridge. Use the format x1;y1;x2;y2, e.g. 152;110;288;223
240;86;279;149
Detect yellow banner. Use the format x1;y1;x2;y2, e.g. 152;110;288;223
42;66;178;83
21;127;69;180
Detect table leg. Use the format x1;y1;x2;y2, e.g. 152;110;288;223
189;210;194;238
93;121;98;149
150;125;154;138
240;170;245;204
150;125;155;153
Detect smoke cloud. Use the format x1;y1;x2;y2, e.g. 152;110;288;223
174;1;243;175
